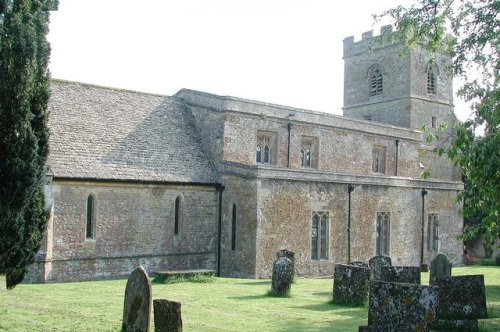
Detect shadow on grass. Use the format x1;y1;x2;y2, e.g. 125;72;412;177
237;281;271;286
275;311;367;331
227;294;270;300
311;291;332;297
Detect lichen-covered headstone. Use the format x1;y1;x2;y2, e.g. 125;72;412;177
276;249;295;278
435;275;487;320
368;255;391;281
429;254;452;285
271;257;293;297
122;266;152;332
367;281;438;331
153;299;182;332
381;266;421;284
333;263;370;306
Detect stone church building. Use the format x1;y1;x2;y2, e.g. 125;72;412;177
26;26;463;283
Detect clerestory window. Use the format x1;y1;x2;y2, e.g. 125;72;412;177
300;137;318;168
372;145;387;174
256;131;276;164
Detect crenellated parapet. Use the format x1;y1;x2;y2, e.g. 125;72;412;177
343;25;396;58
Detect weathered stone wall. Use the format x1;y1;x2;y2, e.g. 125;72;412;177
219;174;258;278
29;180;218;282
251;177;462;278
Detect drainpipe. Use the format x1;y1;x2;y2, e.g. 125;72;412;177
395;140;399;176
347;184;355;263
420;188;428;270
287;121;292;167
216;185;225;277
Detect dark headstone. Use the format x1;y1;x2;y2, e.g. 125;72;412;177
429;254;452;285
333;263;370;306
153;299;182;332
122;266;152;332
381;266;421;284
271;257;293;297
368;281;438;331
368;255;392;281
435;275;487;320
276;249;295;277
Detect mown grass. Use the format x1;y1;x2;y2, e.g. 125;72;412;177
0;266;499;331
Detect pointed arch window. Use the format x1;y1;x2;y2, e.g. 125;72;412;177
376;212;390;256
256;131;276;164
311;211;329;260
370;68;383;96
86;194;95;239
231;203;237;251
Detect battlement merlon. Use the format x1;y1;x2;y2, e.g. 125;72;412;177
343;25;396;58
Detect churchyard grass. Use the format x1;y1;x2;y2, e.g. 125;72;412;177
0;266;499;331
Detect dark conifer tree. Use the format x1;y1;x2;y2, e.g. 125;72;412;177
0;0;57;289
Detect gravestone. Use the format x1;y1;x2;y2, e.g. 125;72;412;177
122;266;152;332
333;263;370;306
381;266;421;284
432;275;486;331
366;281;438;331
429;254;452;285
153;299;182;332
368;255;391;281
276;249;295;277
271;256;293;297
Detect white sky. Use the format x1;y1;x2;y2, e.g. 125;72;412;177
47;0;470;121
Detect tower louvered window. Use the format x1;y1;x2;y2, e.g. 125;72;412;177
311;211;329;260
427;67;437;94
370;69;383;96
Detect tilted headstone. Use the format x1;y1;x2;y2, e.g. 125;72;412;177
381;266;421;284
153;299;183;332
368;255;392;281
434;275;487;323
333;263;370;306
366;281;438;331
271;256;293;297
122;266;152;332
429;254;452;285
276;249;295;277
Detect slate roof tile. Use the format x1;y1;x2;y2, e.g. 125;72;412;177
48;80;219;184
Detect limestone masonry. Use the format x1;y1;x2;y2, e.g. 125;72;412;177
26;26;463;282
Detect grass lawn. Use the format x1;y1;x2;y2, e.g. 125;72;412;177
0;266;499;331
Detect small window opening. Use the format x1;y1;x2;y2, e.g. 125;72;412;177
174;196;181;236
86;195;95;239
370;69;383;96
231;204;237;251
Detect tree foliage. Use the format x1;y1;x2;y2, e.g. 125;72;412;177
378;0;499;244
0;0;57;289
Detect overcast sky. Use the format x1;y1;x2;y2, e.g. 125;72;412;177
48;0;469;120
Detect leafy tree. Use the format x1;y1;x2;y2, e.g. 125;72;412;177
0;0;57;289
378;0;499;245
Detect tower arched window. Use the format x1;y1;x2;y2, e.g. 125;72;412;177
86;194;95;239
370;68;383;96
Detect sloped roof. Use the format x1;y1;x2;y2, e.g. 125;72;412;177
48;80;219;184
